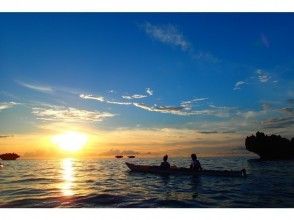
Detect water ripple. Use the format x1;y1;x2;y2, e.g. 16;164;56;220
1;157;294;207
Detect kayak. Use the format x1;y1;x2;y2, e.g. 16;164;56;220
125;162;247;177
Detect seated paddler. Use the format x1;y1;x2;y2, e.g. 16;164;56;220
190;153;202;171
160;154;171;169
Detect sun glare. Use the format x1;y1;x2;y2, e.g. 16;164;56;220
52;131;88;152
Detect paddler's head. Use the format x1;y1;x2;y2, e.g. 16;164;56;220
191;153;197;161
163;154;168;162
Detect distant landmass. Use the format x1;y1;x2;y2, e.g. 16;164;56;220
245;132;294;160
0;153;20;160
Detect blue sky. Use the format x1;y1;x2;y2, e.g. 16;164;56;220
0;13;294;156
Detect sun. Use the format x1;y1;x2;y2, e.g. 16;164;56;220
52;131;88;152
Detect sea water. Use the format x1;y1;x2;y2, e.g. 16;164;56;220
0;156;294;208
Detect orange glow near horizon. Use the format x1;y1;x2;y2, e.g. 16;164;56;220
52;131;88;152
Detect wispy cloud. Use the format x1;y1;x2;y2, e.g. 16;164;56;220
32;105;115;122
0;102;18;111
142;22;221;64
106;100;132;105
122;88;153;100
80;94;105;102
0;135;14;138
256;69;271;83
260;33;270;48
17;81;53;93
132;102;233;117
262;116;294;129
122;94;147;100
143;22;190;51
133;102;189;115
260;100;294;130
80;90;234;118
180;98;208;110
198;131;218;134
146;88;153;96
192;51;221;63
80;94;132;105
261;103;272;111
279;107;294;115
234;69;275;91
233;81;246;90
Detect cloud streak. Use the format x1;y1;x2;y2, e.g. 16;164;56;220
122;94;147;100
233;81;246;90
133;102;233;117
17;81;53;93
0;135;14;138
32;105;115;122
180;98;208;110
262;116;294;129
80;94;132;105
146;88;153;96
80;90;234;118
142;22;221;64
192;51;221;63
143;22;190;51
80;94;105;102
0;102;18;111
256;69;271;83
234;69;276;91
260;33;270;48
122;88;153;100
133;102;189;115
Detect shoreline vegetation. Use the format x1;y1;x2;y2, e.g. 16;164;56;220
245;132;294;160
0;153;20;160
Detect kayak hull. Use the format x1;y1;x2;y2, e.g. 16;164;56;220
125;162;246;177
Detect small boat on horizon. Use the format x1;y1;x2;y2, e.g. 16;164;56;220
0;153;20;160
128;155;135;158
115;155;123;158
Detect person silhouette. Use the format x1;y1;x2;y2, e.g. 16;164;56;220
160;154;171;169
190;153;202;171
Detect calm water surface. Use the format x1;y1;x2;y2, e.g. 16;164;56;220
0;157;294;207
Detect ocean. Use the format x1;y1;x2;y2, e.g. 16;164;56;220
0;156;294;208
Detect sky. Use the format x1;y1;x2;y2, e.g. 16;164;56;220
0;13;294;158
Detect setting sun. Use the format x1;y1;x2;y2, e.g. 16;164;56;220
52;131;88;152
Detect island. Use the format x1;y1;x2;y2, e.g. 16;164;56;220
0;153;20;160
245;132;294;160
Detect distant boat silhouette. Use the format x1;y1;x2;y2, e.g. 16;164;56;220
0;153;20;160
245;131;294;160
115;155;123;158
128;156;135;158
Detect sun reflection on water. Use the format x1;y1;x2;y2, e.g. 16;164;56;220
61;158;74;196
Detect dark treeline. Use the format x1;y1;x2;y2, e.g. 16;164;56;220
0;153;20;160
245;132;294;160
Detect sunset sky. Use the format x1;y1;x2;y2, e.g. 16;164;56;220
0;13;294;158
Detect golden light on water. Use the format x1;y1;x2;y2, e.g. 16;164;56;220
61;158;74;196
52;131;88;152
